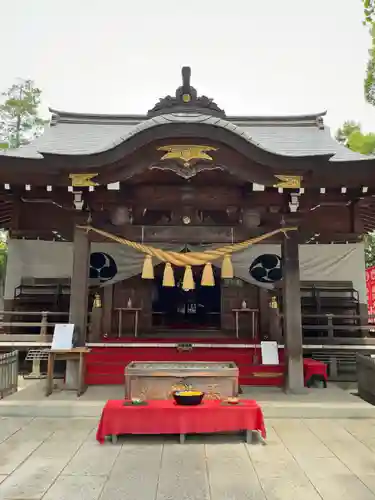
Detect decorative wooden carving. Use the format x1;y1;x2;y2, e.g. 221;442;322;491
110;206;132;226
133;225;241;243
150;160;223;179
147;67;226;117
69;173;98;187
274;175;302;189
157;145;217;166
129;184;242;208
242;209;261;228
131;207;239;226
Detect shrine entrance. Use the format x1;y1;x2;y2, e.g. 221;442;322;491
152;265;221;330
4;65;373;393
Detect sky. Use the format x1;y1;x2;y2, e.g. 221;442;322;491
1;0;374;134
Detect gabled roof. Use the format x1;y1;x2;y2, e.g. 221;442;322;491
0;108;365;162
0;66;368;163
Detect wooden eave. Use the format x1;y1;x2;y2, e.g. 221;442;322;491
0;118;374;190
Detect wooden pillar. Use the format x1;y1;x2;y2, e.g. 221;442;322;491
102;284;114;336
69;226;90;344
282;232;304;393
258;288;270;340
66;226;90;389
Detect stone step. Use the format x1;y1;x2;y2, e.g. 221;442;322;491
1;394;375;419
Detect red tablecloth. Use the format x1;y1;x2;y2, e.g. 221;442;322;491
96;399;266;444
303;358;328;383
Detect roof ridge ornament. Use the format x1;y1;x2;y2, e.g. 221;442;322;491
147;66;225;118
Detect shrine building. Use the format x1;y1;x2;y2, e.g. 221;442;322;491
0;67;374;392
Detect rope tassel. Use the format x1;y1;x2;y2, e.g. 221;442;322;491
201;262;215;286
162;262;175;287
221;254;234;279
183;265;195;290
141;255;154;279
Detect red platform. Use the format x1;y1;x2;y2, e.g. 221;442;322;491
96;399;266;444
86;340;327;388
85;341;285;387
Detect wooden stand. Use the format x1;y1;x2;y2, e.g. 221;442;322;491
232;309;258;339
115;308;142;338
46;347;91;397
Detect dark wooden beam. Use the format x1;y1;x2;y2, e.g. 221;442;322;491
282;232;305;393
87;224;283;244
69;225;90;344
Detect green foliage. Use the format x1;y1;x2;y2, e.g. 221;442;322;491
0;79;46;149
0;235;8;285
336;121;375;154
365;24;375;105
348;130;375;154
336;121;361;144
365;234;375;267
363;0;375;25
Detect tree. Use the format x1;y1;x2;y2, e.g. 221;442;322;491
363;0;375;25
336;121;375;155
364;23;375;105
336;121;375;266
336;121;361;145
0;79;46;149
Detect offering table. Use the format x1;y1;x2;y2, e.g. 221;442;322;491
96;399;266;444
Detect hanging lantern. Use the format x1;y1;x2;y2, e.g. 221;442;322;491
93;293;102;308
270;296;278;309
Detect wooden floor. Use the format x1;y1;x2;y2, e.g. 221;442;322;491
122;329;239;339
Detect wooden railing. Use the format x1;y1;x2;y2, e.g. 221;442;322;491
0;351;18;398
0;310;95;339
0;310;70;339
301;314;375;338
0;310;374;344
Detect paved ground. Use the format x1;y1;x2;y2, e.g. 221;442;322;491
2;381;375;418
2;417;375;499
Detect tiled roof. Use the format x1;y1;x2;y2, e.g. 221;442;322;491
0;109;366;162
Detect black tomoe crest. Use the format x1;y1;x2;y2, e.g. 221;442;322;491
249;254;282;283
89;252;117;282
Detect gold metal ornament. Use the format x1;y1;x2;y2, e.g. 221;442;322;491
69;173;99;187
93;293;102;308
157;145;217;167
270;296;278;309
273;175;302;189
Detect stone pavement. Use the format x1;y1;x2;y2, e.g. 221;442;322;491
2;381;375;418
2;417;375;499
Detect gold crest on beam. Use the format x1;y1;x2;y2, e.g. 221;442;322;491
274;175;302;189
157;145;217;167
69;173;99;187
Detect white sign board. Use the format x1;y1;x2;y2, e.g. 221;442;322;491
51;323;74;351
260;341;279;365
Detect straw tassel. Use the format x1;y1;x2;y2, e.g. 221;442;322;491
201;262;215;286
141;254;154;279
162;262;175;287
221;254;234;279
182;265;195;290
